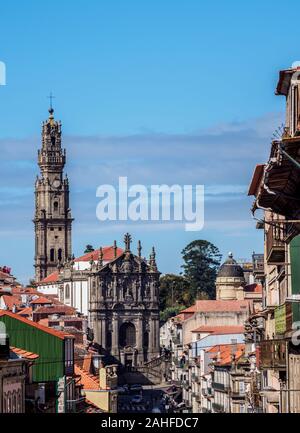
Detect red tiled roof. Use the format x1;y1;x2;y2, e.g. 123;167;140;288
11;287;38;295
181;300;251;314
191;325;245;335
0;310;74;340
244;283;263;294
1;295;22;310
207;343;245;366
30;296;53;305
39;271;59;284
34;304;76;315
75;364;100;390
10;346;39;360
38;318;49;327
17;306;33;317
75;246;123;262
38;247;124;284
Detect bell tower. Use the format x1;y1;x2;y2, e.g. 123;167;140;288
34;105;73;282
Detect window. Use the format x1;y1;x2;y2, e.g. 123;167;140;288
119;322;136;347
50;248;55;262
53;201;58;212
58;248;62;262
65;284;70;300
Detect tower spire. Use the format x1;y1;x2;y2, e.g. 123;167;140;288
47;92;55;111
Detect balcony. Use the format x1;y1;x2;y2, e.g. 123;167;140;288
266;223;285;264
259;339;286;369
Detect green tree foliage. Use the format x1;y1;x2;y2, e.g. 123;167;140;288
181;240;222;300
84;244;95;253
160;306;185;323
159;274;192;311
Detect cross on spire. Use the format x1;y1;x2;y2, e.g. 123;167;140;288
47;92;55;110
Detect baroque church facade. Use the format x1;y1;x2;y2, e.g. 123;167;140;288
34;107;160;367
88;234;160;366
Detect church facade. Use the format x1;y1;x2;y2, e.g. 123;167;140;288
88;234;161;367
34;107;73;282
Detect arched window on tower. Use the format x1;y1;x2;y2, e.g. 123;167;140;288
58;248;62;262
50;248;55;262
119;322;136;348
53;201;59;213
65;284;70;300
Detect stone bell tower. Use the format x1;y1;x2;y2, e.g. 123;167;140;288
34;104;73;282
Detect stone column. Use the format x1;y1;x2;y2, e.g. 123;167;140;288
111;313;119;358
93;313;101;345
154;316;160;355
149;316;155;361
99;315;106;349
136;314;144;365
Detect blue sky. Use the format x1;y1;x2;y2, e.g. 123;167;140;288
0;0;298;283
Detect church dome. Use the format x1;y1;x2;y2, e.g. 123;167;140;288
217;252;244;279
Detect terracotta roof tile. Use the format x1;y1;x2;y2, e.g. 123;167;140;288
181;300;251;314
208;343;245;366
30;296;53;305
38;318;49;327
191;325;245;334
75;246;123;262
39;271;59;284
34;304;76;315
11;287;38;295
10;346;39;360
1;295;23;310
17;306;33;317
75;364;100;390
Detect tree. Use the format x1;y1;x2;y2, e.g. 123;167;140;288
181;240;222;300
159;274;192;311
160;306;185;323
84;244;94;253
